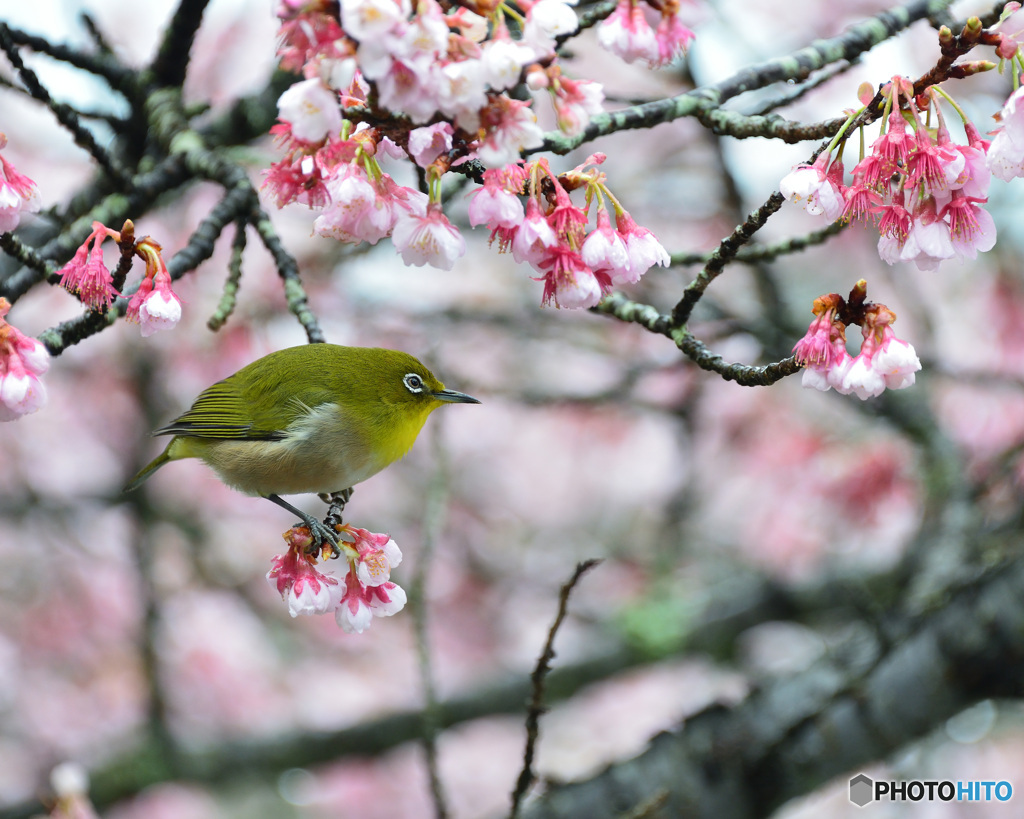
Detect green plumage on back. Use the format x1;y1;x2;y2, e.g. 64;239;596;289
155;345;341;440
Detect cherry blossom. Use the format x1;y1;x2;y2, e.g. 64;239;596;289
780;153;844;220
391;202;466;270
56;225;121;312
126;242;183;337
267;531;341;618
597;0;660;64
0;138;40;233
276;78;343;144
0;297;49;421
840;307;920;399
987;86;1024;182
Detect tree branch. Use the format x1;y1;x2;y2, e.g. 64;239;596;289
522;552;1024;819
539;0;958;153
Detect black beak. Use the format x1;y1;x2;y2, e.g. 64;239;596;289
433;388;481;404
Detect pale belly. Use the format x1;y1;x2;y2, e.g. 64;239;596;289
171;403;385;496
196;437;382;496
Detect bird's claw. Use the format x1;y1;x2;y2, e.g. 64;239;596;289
294;516;341;558
321;487;354;532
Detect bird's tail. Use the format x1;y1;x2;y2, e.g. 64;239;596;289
124;449;172;493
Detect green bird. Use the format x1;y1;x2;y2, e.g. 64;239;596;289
126;344;480;545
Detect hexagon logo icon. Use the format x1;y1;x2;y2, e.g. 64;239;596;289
849;773;874;807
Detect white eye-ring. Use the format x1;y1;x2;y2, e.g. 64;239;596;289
403;373;425;393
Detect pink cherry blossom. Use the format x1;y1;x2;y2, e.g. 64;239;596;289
407;122;453;168
905;125;964;197
581;207;629;279
437;60;489;126
521;0;579;56
276;78;343;144
267;540;341;618
550;74;604;138
614;210;670;283
334;566;407;633
476;96;544;168
948;122;991;200
56;223;121;311
0;297;49;421
597;0;659;64
340;0;411;42
940;190;997;261
877;199;912;241
482;30;536;91
468;179;525;229
841;174;883;224
314;165;398;244
537;245;607;309
128;265;183;338
346;526;403;587
392;202;466;269
512;197;558;264
868;108;912;177
0;150;40;233
986;86;1024;182
263;152;330;209
994;2;1024;59
840;308;920;399
276;3;350;74
375;59;442;124
897;205;955;271
779;153;843;220
654;9;696;66
792;304;852;393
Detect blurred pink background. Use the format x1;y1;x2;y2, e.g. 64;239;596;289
2;0;1024;817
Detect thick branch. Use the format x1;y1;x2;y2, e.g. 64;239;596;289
148;0;213;89
540;0;955;153
523;554;1024;819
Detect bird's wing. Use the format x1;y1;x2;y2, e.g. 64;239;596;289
155;347;344;440
153;378;292;440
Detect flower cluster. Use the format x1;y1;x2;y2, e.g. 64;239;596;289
266;1;673;290
0;297;50;421
267;523;406;634
0;134;40;233
126;239;182;337
597;0;696;67
469;154;669;307
781;79;998;272
270;0;591;169
55;221;182;337
793;282;920;400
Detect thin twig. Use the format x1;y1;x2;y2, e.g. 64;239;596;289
509;559;602;819
207;220;247;331
0;22;135;88
0;24;131;187
671;193;785;328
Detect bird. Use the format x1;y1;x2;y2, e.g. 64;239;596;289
125;344;480;546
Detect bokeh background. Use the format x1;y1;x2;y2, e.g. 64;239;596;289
2;0;1024;816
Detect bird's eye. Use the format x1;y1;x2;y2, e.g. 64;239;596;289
403;373;425;393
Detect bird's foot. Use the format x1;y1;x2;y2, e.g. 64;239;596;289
267;493;343;557
320;487;354;531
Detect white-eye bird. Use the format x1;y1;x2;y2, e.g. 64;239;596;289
125;344;480;545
